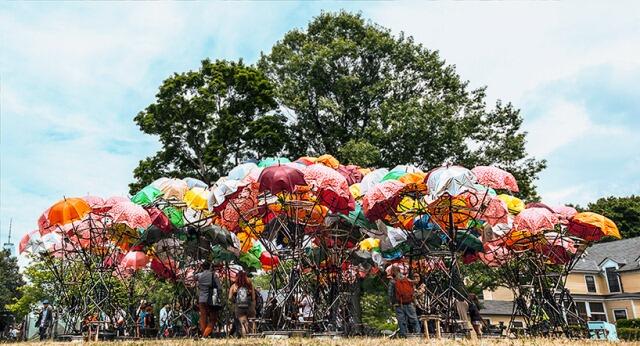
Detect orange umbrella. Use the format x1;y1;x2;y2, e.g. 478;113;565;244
568;212;620;241
47;198;91;227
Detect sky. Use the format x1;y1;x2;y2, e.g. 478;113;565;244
1;2;639;258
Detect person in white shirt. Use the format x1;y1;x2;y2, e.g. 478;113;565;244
159;303;172;337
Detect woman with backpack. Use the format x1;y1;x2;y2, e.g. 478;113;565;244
196;262;222;338
228;271;256;337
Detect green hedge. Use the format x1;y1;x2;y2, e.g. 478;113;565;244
617;318;640;329
617;327;640;341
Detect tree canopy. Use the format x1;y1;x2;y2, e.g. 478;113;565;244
130;59;286;193
0;249;24;312
259;11;545;200
131;11;545;201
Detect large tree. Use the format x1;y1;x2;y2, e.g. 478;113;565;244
585;195;640;239
0;249;24;311
130;59;287;193
259;11;545;200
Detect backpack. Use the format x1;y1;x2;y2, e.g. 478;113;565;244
394;278;414;304
235;286;251;308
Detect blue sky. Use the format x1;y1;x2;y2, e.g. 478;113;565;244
1;2;639;257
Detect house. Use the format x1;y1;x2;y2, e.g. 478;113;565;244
480;236;640;326
565;236;640;322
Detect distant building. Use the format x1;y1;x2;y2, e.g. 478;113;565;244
566;236;640;322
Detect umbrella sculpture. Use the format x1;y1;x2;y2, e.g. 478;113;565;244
22;153;619;338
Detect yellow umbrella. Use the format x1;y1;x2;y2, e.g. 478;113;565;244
497;194;525;214
184;187;210;210
349;183;362;199
359;238;380;251
569;212;621;240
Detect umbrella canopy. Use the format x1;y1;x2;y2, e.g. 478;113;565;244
121;251;149;270
315;154;340;169
497;194;525;214
108;201;152;229
47;198;92;227
258;157;291;168
162;206;184;228
568;212;620;241
295;156;317;166
391;165;422;174
150;177;170;189
183;177;208;189
398;172;427;192
19;229;40;254
551;205;578;222
184;187;210;210
131;185;162;206
479;197;510;227
159;178;189;200
208;179;247;211
100;196;129;212
154;238;184;261
81;195;105;210
338;202;376;229
425;166;477;200
381;170;407;182
362;180;406;221
471;166;519;192
513;207;559;233
359;168;389;195
147;207;173;233
304;163;355;214
227;162;259;181
258;165;306;194
337;165;364;185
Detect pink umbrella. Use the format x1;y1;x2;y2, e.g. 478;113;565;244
37;208;54;235
304;163;355;214
121;250;149;270
513;207;559;233
479;197;509;226
337;165;364;185
362;180;406;221
551;205;578;224
159;178;189;200
536;232;577;264
220;184;260;231
108;201;152;229
82;195;105;210
99;196;129;213
478;242;512;267
146;207;173;233
471;166;519;192
19;230;40;254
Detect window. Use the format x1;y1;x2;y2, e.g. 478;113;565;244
614;309;628;321
588;302;607;321
575;302;588;320
585;275;597;293
605;267;621;293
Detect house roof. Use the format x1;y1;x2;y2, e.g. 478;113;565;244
572;237;640;273
480;300;517;316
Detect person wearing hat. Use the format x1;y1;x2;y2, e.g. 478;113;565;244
36;300;53;340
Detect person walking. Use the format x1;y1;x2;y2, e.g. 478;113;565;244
196;262;221;338
388;267;421;337
228;271;256;337
35;300;53;341
468;293;483;338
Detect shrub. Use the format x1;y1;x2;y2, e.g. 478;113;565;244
617;327;640;341
616;318;640;329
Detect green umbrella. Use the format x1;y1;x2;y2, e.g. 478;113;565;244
248;242;264;259
131;185;162;205
211;244;237;263
258;157;291;168
380;170;407;182
455;230;483;252
162;206;184;228
239;252;262;270
338;202;376;229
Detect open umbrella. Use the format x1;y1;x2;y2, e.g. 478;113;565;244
258;157;291;168
315;154;340;169
391;165;422;174
471;166;519;192
359;168;389;195
425;166;477;200
183;177;208;189
362;180;406;221
304;163;354;214
513;207;558;234
337;165;364;185
227;162;259;181
208;179;247;211
100;196;129;212
497;194;525;214
121;251;149;270
568;212;620;241
147;207;173;233
159;178;189;200
131;185;162;206
258;165;306;194
81;195;105;210
108;201;152;229
48;198;92;227
184;187;210;210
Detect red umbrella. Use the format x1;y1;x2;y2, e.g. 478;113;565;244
258;165;306;194
121;250;149;270
219;184;260;231
304;163;355;214
337;165;364;185
37;208;53;235
146;207;173;233
19;229;40;254
471;166;519;192
108;201;152;229
479;197;509;227
150;258;178;280
362;180;406;221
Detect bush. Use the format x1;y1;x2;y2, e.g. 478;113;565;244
617;318;640;329
617;327;640;341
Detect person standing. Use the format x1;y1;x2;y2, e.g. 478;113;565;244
196;262;221;338
35;300;53;341
388;268;421;337
468;293;483;338
228;271;256;337
159;303;172;337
